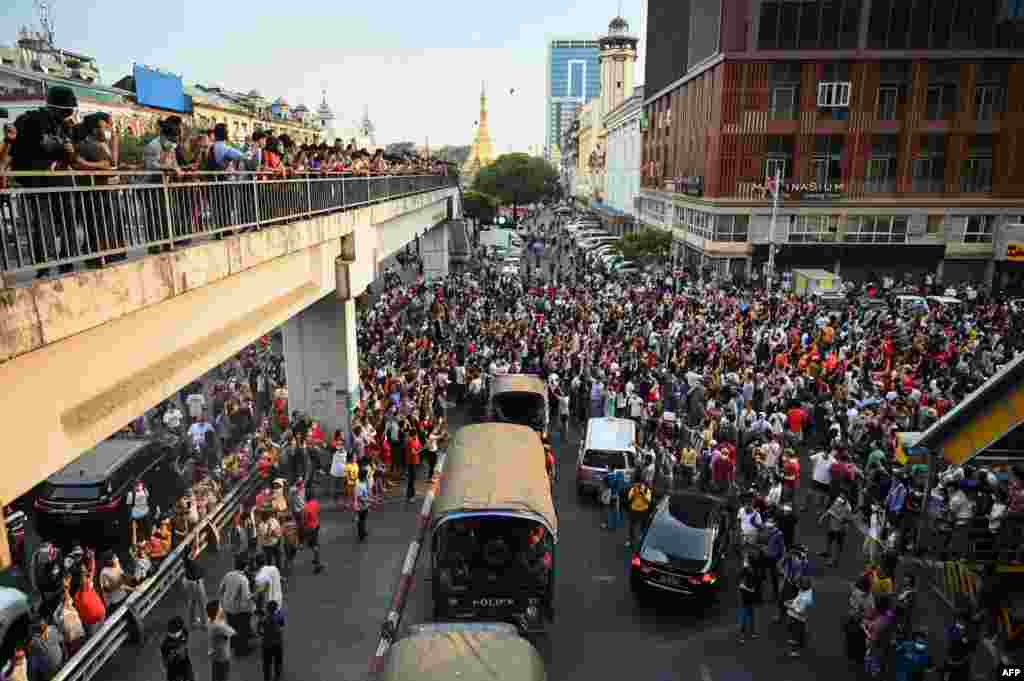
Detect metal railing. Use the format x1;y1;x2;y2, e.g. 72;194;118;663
51;470;262;681
0;171;455;275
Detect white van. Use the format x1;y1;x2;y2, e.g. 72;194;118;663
575;417;637;498
896;294;928;316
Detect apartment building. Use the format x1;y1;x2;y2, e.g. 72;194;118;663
638;0;1024;287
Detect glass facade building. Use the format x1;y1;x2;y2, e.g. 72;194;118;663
545;39;601;160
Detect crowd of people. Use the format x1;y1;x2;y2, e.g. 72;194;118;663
394;204;1019;679
0;85;454;278
14;196;1024;680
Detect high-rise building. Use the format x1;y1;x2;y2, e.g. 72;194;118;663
638;0;1024;289
545;37;601;162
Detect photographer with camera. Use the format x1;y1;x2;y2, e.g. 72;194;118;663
8;85;80;278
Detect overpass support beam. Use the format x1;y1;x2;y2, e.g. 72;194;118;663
281;290;359;443
420;221;450;284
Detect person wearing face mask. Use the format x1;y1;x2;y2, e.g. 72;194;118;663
72;112;122;267
142;117;184;254
9;85;80;277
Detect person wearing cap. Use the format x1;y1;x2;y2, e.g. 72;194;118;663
9;85;80;276
142;116;183;253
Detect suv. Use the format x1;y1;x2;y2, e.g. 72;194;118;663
34;436;185;548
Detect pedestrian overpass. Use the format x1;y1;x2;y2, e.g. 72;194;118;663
0;173;460;507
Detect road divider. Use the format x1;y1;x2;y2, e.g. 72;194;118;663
369;453;448;676
52;470;261;681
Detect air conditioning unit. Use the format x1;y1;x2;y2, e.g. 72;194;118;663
817;82;851;108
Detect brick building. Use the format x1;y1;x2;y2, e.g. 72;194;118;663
639;0;1024;288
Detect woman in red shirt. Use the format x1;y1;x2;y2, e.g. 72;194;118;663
405;428;422;502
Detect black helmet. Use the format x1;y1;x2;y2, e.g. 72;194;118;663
46;85;78;111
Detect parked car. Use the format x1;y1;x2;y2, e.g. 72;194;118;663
630;492;733;604
34;436;187;549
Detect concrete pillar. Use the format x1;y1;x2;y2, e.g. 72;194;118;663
935;259;945;284
984;258;996;289
282;293;360;440
421;222;450;284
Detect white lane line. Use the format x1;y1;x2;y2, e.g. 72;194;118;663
402;540;420;576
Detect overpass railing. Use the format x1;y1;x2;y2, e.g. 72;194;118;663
0;171;455;276
50;468;262;681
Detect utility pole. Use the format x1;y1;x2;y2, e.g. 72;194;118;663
766;167;782;291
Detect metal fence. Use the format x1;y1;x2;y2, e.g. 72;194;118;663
50;469;262;681
0;172;454;275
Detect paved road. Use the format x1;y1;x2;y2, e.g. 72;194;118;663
97;213;964;681
399;211;958;681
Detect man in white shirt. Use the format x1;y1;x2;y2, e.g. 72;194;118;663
808;450;834;512
188;416;215;450
253;554;284;610
453;364;466;403
186;391;206;421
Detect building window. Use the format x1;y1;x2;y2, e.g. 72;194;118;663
926;62;959;120
765;135;794;180
789;215;840;243
759;0;860;50
812;135;844;187
877;87;899;120
962;215;996;243
975;84;1005;121
925;85;955;120
770;86;797;120
715;215;750;242
961;135;994;193
912;134;946;193
845;216;910;244
926;215;944;236
865;135;898;193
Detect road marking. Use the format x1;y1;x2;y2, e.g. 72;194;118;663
699;663;713;681
593;575;616;583
402;541;420;575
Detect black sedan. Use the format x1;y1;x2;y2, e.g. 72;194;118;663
629;492;732;603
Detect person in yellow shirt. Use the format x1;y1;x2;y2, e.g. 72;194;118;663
626;480;653;547
345;459;359;509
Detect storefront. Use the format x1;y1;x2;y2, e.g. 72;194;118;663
994;222;1024;294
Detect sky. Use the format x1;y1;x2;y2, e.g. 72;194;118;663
6;0;645;153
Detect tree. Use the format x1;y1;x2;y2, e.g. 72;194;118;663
117;132;155;168
436;145;472;166
461;190;499;226
614;228;673;261
384;141;417;157
472;153;559;215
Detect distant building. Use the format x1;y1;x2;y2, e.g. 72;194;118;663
639;0;1024;287
0;28;100;83
545;36;600;162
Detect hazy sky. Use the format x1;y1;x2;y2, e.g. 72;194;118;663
7;0;645;152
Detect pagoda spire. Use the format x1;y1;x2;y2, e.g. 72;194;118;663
463;81;496;177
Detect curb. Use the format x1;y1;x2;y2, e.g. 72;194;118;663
368;452;448;676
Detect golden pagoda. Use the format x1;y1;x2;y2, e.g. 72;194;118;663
462;81;496;176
